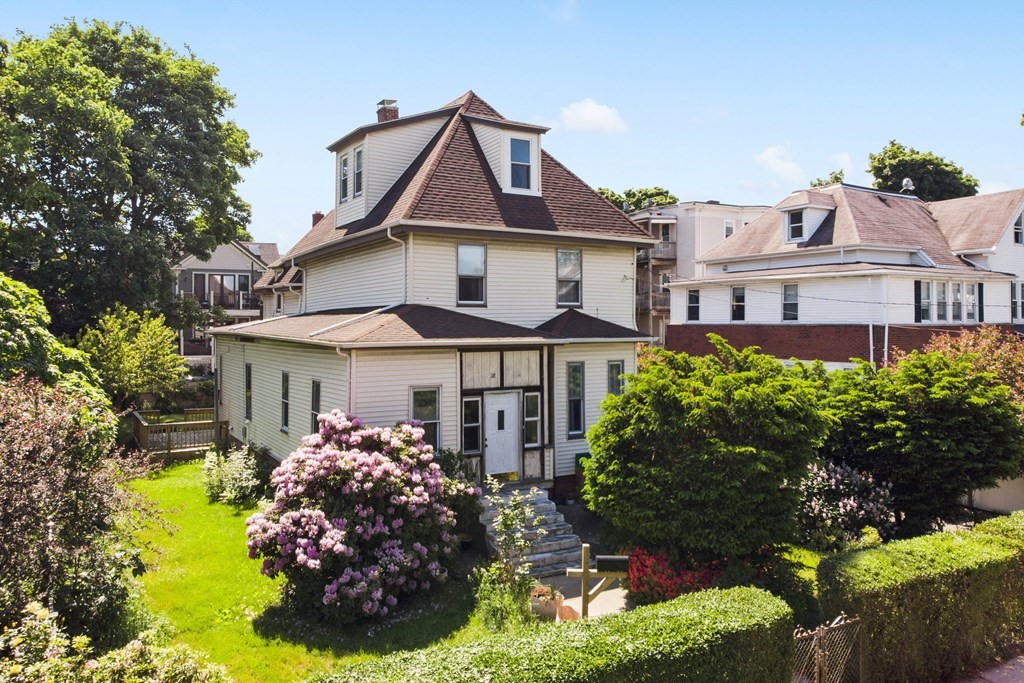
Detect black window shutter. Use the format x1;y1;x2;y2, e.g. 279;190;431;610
978;283;984;322
914;281;922;323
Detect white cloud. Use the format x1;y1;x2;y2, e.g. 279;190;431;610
559;98;628;134
754;144;804;186
979;180;1012;195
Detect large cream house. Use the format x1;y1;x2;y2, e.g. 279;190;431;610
211;93;654;498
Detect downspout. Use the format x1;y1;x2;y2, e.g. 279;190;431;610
868;276;874;365
291;258;306;314
337;347;355;416
883;275;891;364
387;227;407;304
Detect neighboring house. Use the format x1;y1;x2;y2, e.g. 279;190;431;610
629;201;768;344
667;183;1024;366
210;93;654;497
172;240;279;362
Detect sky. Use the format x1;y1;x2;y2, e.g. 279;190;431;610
5;0;1024;253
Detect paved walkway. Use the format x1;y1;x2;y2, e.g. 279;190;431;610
958;655;1024;683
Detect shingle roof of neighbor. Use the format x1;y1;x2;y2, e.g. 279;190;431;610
271;91;651;267
701;184;1024;270
210;305;647;347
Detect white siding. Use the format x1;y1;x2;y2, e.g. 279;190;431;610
552;343;636;477
973;477;1024;513
409;235;636;329
178;243;261;271
304;241;404;312
984;213;1024;278
352;349;459;451
215;338;349;461
471;122;502;184
365;118;448;209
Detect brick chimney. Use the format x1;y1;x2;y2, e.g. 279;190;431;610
312;211;325;227
377;99;399;122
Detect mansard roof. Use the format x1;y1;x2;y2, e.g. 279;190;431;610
277;92;651;266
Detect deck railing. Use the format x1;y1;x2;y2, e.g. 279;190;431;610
132;409;228;461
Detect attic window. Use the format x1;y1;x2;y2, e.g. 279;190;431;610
510;138;531;189
1014;213;1023;244
787;210;804;241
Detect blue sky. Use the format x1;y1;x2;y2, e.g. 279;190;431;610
6;1;1023;252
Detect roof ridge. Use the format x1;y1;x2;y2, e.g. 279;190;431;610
399;104;473;220
539;149;645;235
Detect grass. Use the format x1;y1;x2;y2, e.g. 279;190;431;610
133;460;485;683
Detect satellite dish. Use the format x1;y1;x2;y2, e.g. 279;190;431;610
645;198;656;209
901;177;915;193
622;201;632;212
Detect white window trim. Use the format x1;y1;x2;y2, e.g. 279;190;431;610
462;396;482;454
354;147;364;197
1014;214;1023;245
687;289;700;321
567;362;585;439
310;379;321;435
724;220;735;238
501;131;541;196
411;386;441;448
556;248;583;307
338;153;350;204
786;210;805;243
607;360;624;396
731;286;745;322
782;283;799;322
456;243;487;306
919;279;981;323
280;371;289;433
523;391;541;448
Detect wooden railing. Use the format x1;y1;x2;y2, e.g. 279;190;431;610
132;409;228;461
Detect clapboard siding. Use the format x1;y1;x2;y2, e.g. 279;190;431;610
552;343;636;477
178;243;262;271
216;338;349;461
366;118;448;209
352;349;459;451
409;234;636;329
471;122;502;184
304;241;404;312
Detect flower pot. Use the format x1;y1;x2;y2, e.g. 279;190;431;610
530;590;564;621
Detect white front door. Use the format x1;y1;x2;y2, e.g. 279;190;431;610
484;391;520;476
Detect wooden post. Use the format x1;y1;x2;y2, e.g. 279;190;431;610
580;543;592;618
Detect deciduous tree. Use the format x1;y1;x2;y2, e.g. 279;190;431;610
597;186;678;212
868;140;978;201
0;20;258;335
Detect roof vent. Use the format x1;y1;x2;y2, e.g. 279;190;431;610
377;99;399;122
706;200;721;204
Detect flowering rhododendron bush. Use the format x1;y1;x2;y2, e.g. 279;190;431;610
246;411;479;621
625;548;723;605
798;460;894;551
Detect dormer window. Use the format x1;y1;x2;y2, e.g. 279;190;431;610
338;155;349;203
354;148;364;196
1014;213;1023;244
510;138;531;189
787;210;804;241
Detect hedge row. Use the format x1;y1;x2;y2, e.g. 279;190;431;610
818;511;1024;682
308;587;793;683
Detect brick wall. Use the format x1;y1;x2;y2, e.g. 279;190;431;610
666;323;1014;363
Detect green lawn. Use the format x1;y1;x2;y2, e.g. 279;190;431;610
133;461;485;683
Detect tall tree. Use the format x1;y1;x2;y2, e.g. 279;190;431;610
0;20;258;335
597;186;678;212
867;140;978;202
810;169;844;187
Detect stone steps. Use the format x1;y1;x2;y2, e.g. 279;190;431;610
480;485;582;578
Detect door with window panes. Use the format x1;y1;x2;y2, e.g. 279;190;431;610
483;391;520;476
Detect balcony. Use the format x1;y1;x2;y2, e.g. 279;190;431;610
182;339;212;356
185;291;262;311
638;241;677;263
635;291;671;313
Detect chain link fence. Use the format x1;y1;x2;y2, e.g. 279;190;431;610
793;614;863;683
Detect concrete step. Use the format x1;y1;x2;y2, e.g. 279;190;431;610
530;559;584;579
527;533;581;555
479;501;557;525
525;546;584;576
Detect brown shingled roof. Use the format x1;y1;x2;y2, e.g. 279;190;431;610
210;305;645;347
278;92;651;264
701;184;961;267
929;189;1024;253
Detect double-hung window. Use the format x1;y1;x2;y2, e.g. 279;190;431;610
731;287;745;321
607;361;624;396
966;283;977;321
244;363;252;420
354;149;363;196
687;290;700;321
523;392;541;447
788;211;804;241
782;283;799;321
339;155;349;203
1015;214;1023;244
310;380;321;435
918;281;932;322
952;283;963;321
724;220;735;238
280;372;289;432
936;282;948;321
412;387;440;449
557;249;582;306
457;244;486;305
510;138;531;189
462;396;481;454
567;363;584;438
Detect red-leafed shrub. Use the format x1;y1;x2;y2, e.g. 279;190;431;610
625;548;722;605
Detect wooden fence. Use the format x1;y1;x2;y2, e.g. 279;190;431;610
132;409;228;461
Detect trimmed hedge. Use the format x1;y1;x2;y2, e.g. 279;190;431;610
308;587;793;683
818;511;1024;682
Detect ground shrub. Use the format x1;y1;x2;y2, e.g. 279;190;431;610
202;443;268;506
798;460;894;551
817;517;1024;682
625;547;723;605
246;411;479;622
0;602;229;682
307;586;794;683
